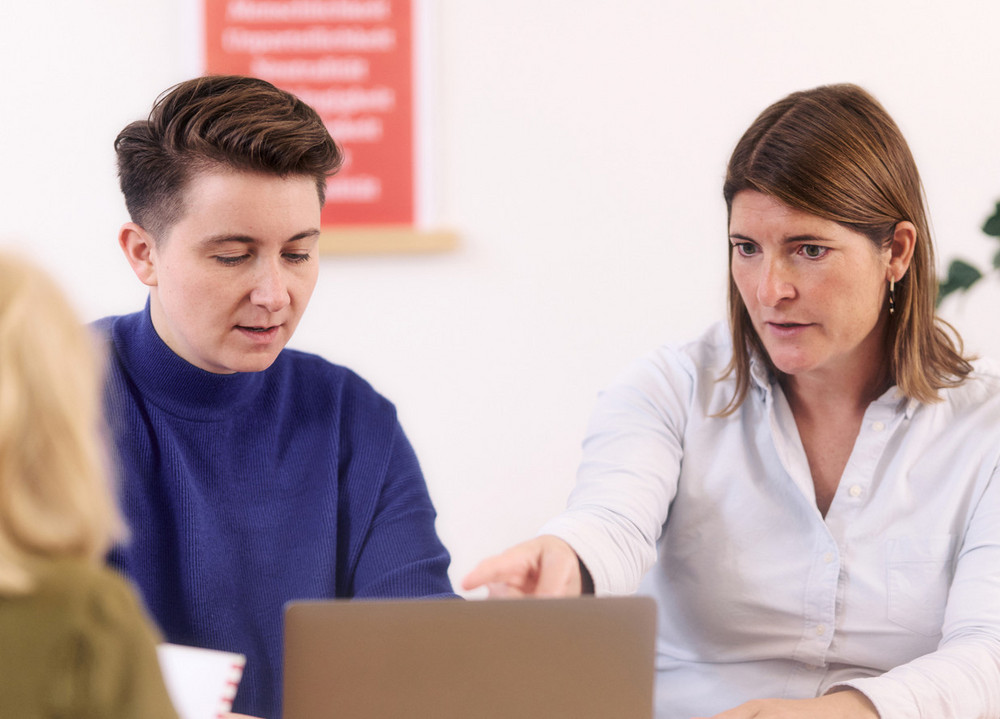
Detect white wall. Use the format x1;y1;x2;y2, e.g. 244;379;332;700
3;1;999;594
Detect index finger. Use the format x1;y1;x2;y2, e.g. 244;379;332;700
461;549;536;592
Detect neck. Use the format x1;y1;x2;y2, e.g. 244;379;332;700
781;367;890;421
779;328;892;419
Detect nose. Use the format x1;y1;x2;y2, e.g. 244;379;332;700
249;258;290;313
756;257;795;307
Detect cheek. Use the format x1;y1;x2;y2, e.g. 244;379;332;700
730;266;756;307
157;266;196;311
841;264;886;309
166;270;234;325
292;268;319;306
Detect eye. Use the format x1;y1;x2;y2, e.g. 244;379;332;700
283;252;312;264
214;254;249;266
800;244;829;259
732;242;758;257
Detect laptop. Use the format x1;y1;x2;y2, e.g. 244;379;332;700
283;595;657;719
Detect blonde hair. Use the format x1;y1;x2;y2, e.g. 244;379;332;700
0;251;125;594
720;84;972;413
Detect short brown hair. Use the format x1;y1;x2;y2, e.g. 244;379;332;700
115;75;343;239
0;252;126;594
721;84;971;412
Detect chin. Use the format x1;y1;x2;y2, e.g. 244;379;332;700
218;350;283;374
765;353;816;377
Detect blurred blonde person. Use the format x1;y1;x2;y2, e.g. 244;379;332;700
0;251;177;718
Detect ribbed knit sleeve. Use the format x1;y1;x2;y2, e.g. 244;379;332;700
335;377;453;597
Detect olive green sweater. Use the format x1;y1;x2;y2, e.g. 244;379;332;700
0;558;178;718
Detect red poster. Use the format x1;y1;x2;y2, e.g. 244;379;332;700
204;0;415;227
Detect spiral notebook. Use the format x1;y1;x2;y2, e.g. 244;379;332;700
283;596;656;719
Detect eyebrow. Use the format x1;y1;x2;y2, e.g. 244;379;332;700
201;229;321;247
728;232;832;244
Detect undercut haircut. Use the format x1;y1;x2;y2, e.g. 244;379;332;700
115;75;343;240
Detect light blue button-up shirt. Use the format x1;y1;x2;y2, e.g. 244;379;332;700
543;322;1000;718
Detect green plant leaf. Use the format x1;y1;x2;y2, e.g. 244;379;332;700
937;258;984;306
984;201;1000;237
948;258;984;287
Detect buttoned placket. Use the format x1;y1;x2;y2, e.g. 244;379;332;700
761;381;910;670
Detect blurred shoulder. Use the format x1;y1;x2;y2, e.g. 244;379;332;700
31;559;151;626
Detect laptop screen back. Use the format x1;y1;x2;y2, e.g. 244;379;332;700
283;596;656;719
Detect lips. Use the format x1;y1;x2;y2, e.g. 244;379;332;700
763;321;814;338
235;324;283;343
763;318;813;327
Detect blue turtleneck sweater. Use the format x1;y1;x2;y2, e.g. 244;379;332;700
97;305;454;718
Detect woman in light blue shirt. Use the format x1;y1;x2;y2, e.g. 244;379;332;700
465;84;999;719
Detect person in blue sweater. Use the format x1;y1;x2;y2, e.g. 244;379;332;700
99;75;455;719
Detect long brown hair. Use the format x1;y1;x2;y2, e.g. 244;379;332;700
720;84;971;414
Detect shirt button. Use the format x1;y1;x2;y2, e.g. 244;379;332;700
849;485;863;498
816;625;826;636
823;552;834;564
872;421;886;432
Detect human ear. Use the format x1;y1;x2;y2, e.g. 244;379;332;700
887;221;916;283
118;222;158;287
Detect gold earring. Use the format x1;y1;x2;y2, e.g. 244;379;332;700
888;277;896;315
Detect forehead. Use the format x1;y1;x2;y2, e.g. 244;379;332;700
729;191;824;229
163;169;321;244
